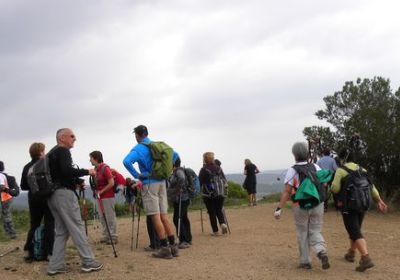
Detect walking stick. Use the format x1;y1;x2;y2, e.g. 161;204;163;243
177;189;182;240
97;194;118;258
200;199;204;233
0;247;19;258
79;186;88;236
89;176;99;234
130;201;135;251
222;208;231;234
135;194;141;249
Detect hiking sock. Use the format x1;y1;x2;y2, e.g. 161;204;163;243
167;235;175;245
160;238;168;248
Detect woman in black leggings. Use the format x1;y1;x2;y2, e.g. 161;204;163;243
199;152;228;236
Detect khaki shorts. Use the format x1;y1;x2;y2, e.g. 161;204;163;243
141;181;168;215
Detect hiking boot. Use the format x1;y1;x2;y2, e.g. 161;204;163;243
178;242;191;249
170;243;179;257
47;267;70;276
221;224;228;234
297;263;312;269
152;246;173;259
318;252;330;270
344;249;355;263
81;261;103;273
356;255;374;272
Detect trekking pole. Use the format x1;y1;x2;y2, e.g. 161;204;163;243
130;201;135;252
222;208;231;234
200;199;204;233
0;247;19;258
136;199;140;249
177;189;182;240
80;186;88;236
96;194;118;258
89;176;99;235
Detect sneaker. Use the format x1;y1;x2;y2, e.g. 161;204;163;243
178;242;191;249
356;255;374;272
221;224;228;234
152;246;173;259
318;252;330;270
99;237;109;244
144;246;156;252
344;249;355;263
170;243;179;257
47;267;70;276
298;263;312;269
81;261;103;273
106;239;118;245
210;232;219;237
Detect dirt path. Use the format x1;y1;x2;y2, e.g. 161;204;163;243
1;203;400;279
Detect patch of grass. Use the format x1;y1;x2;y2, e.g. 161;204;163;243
0;209;30;242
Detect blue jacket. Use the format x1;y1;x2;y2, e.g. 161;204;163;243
123;137;179;184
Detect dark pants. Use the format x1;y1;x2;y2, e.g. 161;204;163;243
342;210;365;241
203;196;225;233
146;215;160;249
24;196;55;258
173;199;192;243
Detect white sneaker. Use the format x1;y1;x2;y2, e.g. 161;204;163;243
221;224;228;234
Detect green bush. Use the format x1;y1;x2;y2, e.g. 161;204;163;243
227;181;247;199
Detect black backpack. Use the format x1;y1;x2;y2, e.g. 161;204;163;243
339;166;372;213
27;147;58;200
1;173;20;197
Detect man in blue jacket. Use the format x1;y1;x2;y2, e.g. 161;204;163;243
123;125;179;259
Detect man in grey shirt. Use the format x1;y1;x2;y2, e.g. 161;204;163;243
317;148;337;212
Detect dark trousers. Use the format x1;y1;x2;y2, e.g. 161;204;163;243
342;210;365;241
203;196;225;233
24;196;55;257
173;199;192;243
146;215;160;249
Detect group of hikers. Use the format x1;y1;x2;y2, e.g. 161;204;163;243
274;141;388;272
0;125;255;275
0;125;387;275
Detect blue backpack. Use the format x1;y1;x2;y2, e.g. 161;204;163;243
183;167;200;199
33;225;45;261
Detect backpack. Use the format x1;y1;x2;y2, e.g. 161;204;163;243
1;173;20;197
142;141;174;180
338;165;373;213
183;167;200;199
201;168;228;198
27;148;58;200
292;164;331;209
96;165;123;193
33;225;45;261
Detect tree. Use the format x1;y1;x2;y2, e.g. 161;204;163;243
304;77;400;196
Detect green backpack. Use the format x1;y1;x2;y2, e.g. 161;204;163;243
142;142;174;180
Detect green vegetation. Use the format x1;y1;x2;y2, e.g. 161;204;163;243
303;77;400;201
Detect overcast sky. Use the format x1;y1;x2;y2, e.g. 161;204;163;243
1;0;400;182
